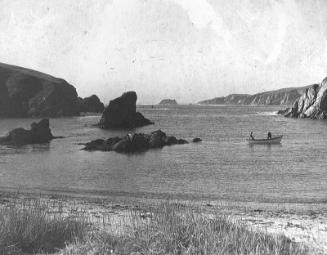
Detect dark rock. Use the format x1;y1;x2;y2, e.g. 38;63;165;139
165;136;178;145
0;62;80;117
112;137;131;152
83;130;194;153
84;139;106;151
177;139;189;144
106;137;121;147
192;138;202;143
278;79;327;119
149;130;167;148
130;133;150;151
0;119;54;145
98;91;153;129
78;95;104;113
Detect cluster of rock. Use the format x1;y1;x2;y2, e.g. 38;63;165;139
83;130;201;153
98;91;153;129
198;87;309;106
278;78;327;119
0;62;105;117
158;99;178;105
0;119;56;145
78;95;104;113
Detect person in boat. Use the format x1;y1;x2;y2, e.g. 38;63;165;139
267;131;272;140
250;132;254;140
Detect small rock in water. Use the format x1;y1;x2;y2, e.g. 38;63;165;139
192;138;202;143
0;119;57;145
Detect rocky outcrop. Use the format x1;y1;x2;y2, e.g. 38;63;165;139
78;95;104;113
83;130;198;153
278;78;327;119
98;91;153;129
198;87;310;106
192;138;202;143
0;119;56;145
0;62;80;117
158;99;178;105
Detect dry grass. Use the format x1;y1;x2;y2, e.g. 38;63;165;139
0;200;88;254
62;203;309;255
0;199;310;255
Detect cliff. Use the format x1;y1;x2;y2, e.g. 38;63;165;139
0;62;80;117
278;77;327;119
198;87;310;106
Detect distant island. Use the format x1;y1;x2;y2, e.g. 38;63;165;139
158;99;178;105
198;86;311;106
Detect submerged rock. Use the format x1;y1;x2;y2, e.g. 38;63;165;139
278;78;327;119
0;119;56;145
83;130;193;153
98;91;153;129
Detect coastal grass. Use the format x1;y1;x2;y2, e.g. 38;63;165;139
0;198;310;255
63;203;309;255
0;199;88;254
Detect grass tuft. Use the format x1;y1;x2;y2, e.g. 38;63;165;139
62;202;309;255
0;200;88;254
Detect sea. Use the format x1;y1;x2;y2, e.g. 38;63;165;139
0;105;326;204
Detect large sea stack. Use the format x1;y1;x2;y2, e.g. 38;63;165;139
278;77;327;119
0;63;80;117
98;91;153;129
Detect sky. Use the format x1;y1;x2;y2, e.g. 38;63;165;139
0;0;327;104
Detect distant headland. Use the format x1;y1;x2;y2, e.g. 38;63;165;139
198;86;311;106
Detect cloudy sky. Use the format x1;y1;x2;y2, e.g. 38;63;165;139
0;0;327;104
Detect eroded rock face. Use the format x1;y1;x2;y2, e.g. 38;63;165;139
78;95;104;113
0;119;55;145
0;62;80;117
98;91;153;128
83;130;199;153
278;78;327;119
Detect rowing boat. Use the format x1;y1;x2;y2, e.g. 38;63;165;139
247;135;283;145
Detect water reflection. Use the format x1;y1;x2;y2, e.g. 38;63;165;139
0;143;51;154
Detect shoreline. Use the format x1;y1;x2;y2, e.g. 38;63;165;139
1;190;326;254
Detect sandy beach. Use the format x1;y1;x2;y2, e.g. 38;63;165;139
1;191;326;254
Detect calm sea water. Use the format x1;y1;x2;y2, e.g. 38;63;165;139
0;105;326;203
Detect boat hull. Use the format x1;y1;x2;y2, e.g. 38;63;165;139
247;135;283;145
